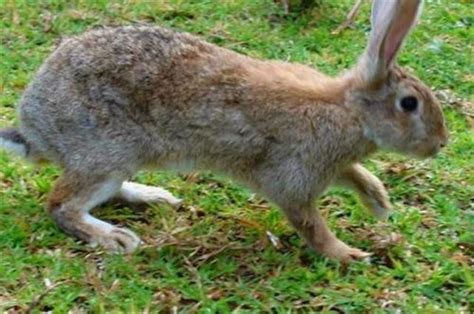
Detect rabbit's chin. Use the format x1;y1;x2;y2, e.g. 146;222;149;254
390;143;443;160
413;145;443;159
364;128;443;160
371;140;442;160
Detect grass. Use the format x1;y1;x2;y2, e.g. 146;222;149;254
0;0;473;312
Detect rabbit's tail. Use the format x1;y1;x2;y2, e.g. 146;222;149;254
0;127;31;158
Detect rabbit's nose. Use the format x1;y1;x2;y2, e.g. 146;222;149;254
438;137;448;149
438;126;449;149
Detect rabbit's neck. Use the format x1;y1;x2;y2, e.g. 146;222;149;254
244;61;349;106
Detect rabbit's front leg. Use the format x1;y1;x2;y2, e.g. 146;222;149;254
47;173;141;253
336;163;392;220
281;204;371;263
258;161;371;262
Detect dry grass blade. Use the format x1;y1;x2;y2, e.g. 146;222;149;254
266;230;284;250
192;244;231;267
25;280;79;314
332;0;364;34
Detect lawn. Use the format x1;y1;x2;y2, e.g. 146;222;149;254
0;0;472;312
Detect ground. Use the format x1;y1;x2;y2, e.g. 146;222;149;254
0;0;473;312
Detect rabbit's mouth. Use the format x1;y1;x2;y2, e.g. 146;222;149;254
426;146;442;158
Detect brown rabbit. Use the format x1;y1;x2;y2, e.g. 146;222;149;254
0;0;447;262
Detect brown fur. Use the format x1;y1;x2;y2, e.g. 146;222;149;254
0;0;448;262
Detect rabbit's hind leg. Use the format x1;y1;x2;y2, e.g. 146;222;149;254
116;182;183;208
47;172;141;253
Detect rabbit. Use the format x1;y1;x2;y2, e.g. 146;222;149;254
0;0;448;263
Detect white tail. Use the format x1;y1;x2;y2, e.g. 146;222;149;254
0;128;28;158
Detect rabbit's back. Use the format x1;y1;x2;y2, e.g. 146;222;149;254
21;26;234;112
17;26;275;171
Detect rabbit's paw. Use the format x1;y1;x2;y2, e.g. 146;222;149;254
321;239;371;263
90;227;142;253
359;179;392;220
372;204;392;221
364;193;392;220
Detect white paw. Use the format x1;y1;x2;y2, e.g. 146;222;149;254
370;202;392;221
361;190;392;221
120;182;183;208
90;227;142;253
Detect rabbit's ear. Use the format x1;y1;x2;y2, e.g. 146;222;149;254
361;0;423;82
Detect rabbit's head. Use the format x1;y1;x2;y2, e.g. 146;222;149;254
347;0;448;158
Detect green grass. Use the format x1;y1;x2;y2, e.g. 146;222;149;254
0;0;473;312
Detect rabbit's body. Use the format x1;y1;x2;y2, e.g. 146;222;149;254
20;26;369;194
1;0;448;262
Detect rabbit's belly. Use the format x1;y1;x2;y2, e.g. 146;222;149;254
162;159;197;173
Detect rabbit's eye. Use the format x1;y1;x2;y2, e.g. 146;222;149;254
400;96;418;112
